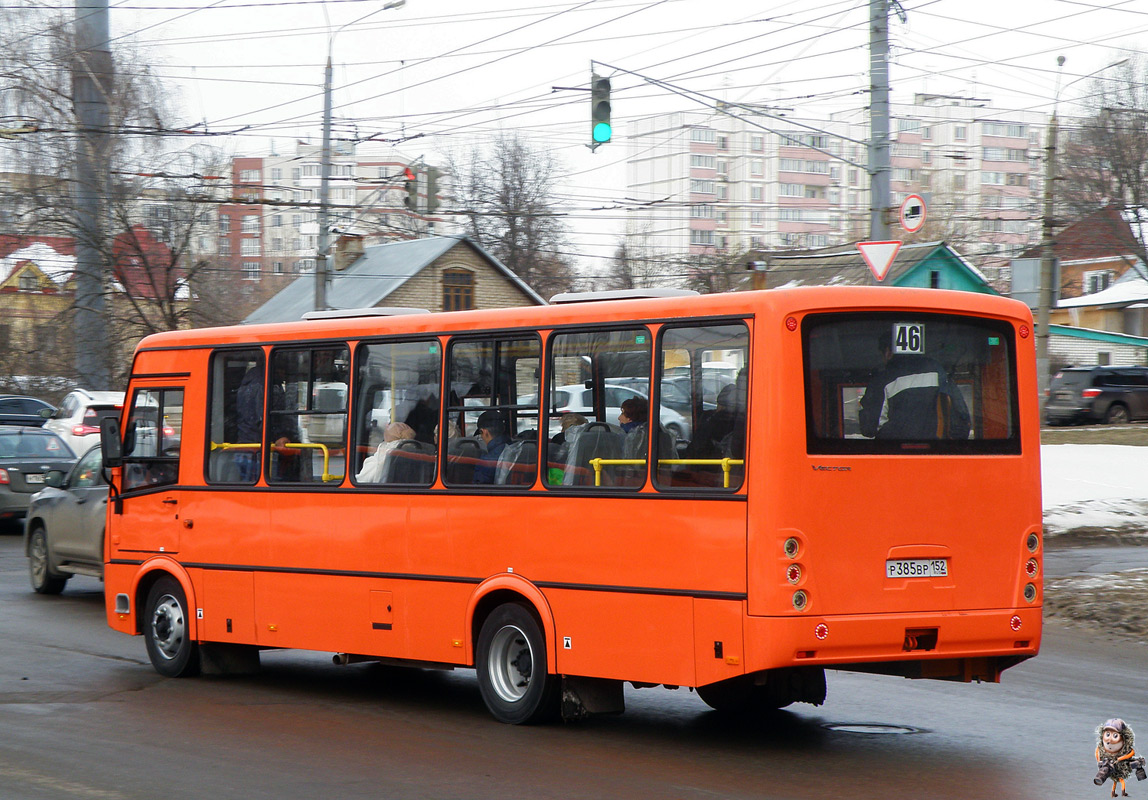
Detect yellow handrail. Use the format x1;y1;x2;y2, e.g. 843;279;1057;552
210;441;344;483
588;457;745;488
283;442;344;483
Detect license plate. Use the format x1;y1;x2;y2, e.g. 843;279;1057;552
25;474;44;484
886;558;948;578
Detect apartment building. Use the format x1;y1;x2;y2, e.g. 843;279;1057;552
625;95;1049;277
218;142;451;304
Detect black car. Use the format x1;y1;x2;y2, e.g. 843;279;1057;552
0;395;55;427
1045;366;1148;425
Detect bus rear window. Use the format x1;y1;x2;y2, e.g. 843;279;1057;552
804;313;1020;454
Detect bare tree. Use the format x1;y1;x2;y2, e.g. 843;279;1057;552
1060;56;1148;266
448;132;574;298
0;8;234;386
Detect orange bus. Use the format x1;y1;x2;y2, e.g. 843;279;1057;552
98;286;1042;724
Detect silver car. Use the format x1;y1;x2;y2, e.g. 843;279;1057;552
25;445;107;595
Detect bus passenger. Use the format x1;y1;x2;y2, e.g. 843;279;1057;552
859;333;971;440
551;413;588;445
235;363;264;481
473;410;511;484
619;397;648;455
685;383;738;459
355;422;415;483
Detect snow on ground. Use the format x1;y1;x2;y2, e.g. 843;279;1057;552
1042;445;1148;537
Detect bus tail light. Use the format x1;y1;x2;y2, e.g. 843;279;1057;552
1010;615;1023;631
1024;558;1039;579
792;590;808;611
786;564;802;584
1023;584;1037;603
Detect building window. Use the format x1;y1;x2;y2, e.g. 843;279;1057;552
302;163;321;177
271;238;282;252
241;216;260;233
689;127;716;143
981;171;1005;185
18;272;38;291
955;126;967;140
780;183;803;197
717;185;728;200
689;230;715;246
717;135;728;150
954;174;967;191
272;214;282;227
751;135;764;151
443;268;475;311
242;261;261;280
241;239;261;257
983;122;1026;138
690;155;715;169
240;169;260;183
690;205;714;218
750;211;764;226
273;261;284;275
750;160;764;177
751;185;763;201
219;215;230;233
690;180;715;194
1084;270;1114;294
219;239;231;256
291;168;301;182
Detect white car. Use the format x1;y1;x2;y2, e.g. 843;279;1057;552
553;383;689;442
43;389;125;457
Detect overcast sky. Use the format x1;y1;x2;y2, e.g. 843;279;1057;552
97;0;1148;267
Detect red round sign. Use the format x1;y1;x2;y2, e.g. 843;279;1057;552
900;194;927;233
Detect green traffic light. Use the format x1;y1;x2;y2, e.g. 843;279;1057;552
592;122;612;143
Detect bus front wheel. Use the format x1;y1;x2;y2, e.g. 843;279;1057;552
144;576;200;678
476;603;559;724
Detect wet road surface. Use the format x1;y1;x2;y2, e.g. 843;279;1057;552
0;532;1139;800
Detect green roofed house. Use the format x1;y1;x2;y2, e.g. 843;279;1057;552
760;241;999;294
245;235;546;325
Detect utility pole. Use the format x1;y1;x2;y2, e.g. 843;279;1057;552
868;0;893;264
1036;75;1061;405
316;53;333;312
73;0;111;388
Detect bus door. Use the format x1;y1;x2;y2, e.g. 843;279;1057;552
112;386;186;555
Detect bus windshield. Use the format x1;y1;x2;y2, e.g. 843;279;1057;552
804;312;1020;454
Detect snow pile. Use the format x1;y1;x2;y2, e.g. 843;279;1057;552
1042;445;1148;537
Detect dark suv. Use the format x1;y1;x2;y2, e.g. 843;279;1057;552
1045;366;1148;425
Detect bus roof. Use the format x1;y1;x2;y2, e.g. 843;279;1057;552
135;287;1032;353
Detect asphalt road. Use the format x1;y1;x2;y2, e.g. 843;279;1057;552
0;531;1140;800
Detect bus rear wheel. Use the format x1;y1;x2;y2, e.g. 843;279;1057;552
476;603;559;724
144;576;200;678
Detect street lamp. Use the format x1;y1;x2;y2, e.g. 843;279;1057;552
316;0;407;312
1036;56;1129;405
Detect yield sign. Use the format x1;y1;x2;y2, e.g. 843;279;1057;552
857;240;902;282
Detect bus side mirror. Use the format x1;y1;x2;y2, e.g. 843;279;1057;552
101;417;123;467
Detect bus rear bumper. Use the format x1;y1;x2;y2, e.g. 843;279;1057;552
744;607;1041;682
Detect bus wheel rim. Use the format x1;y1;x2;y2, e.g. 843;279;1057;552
487;625;532;703
151;595;185;660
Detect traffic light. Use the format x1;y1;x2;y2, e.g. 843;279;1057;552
403;166;418;211
590;73;611;147
425;167;441;213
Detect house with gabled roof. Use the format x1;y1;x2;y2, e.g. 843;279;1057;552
760;240;998;294
245;235;546;325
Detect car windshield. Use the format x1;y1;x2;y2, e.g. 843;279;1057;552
0;432;72;458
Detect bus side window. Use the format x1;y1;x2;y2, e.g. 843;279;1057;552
268;346;350;484
545;328;651;489
352;340;442;486
207;348;265;484
656;323;749;490
445;337;540;487
122;387;184;491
